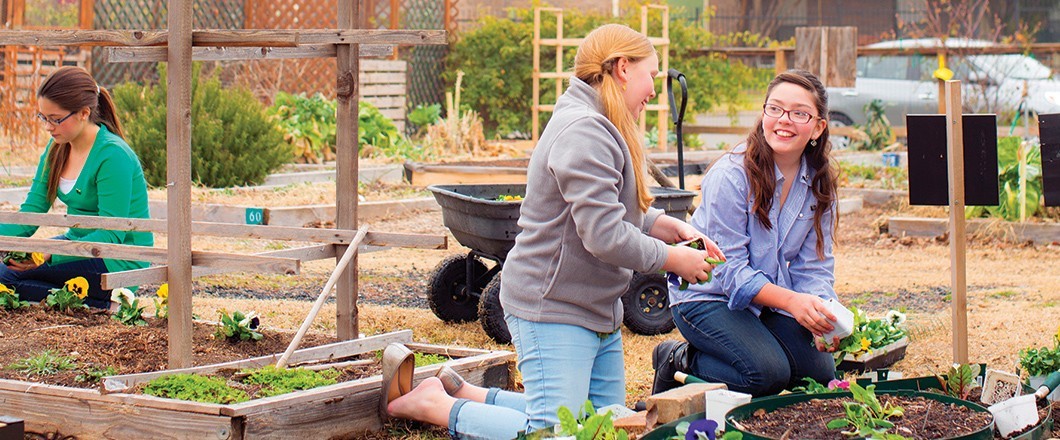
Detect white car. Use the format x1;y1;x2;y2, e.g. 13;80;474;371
826;38;1060;136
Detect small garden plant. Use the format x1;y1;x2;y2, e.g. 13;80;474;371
153;283;169;319
826;383;907;439
1018;324;1060;377
143;373;249;404
933;363;981;400
791;377;851;394
0;283;29;310
517;400;628;439
110;287;147;326
671;419;744;440
239;365;339;398
1;251;45;266
6;350;78;376
216;310;262;342
830;308;907;363
45;276;89;312
76;365;119;384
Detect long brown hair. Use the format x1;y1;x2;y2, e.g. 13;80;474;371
573;24;655;212
38;66;125;204
744;70;837;259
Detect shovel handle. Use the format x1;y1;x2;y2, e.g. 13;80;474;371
1035;370;1060;399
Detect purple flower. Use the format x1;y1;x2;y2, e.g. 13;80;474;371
827;379;850;390
686;419;718;440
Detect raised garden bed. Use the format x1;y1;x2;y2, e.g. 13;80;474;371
888;217;1060;245
0;305;514;439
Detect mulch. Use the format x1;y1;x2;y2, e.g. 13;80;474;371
0;305;341;388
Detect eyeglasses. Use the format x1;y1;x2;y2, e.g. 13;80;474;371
36;111;77;127
762;104;820;125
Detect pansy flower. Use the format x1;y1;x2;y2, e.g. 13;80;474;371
156;283;168;300
65;277;89;299
30;252;46;266
110;287;135;304
0;283;13;296
827;379;850;390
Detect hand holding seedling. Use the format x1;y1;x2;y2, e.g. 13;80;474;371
668;238;726;290
787;294;836;338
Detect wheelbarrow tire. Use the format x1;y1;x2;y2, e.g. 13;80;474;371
478;274;511;344
622;272;676;335
427;254;488;323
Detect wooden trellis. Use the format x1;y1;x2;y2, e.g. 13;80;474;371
0;1;447;368
531;4;670;150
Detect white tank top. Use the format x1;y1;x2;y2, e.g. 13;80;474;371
59;176;76;194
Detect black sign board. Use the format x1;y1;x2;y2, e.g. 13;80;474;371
1041;113;1060;207
906;114;1000;206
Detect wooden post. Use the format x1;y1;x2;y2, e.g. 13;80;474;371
938;79;947;114
335;0;362;340
166;0;193;368
775;48;787;75
944;80;968;364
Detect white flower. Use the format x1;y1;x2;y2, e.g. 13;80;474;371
110;288;135;304
886;310;907;326
239;311;259;328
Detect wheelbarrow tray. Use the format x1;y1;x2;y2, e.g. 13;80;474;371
428;184;698;260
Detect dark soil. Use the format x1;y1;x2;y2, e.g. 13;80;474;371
736;394;993;439
0;305;341;388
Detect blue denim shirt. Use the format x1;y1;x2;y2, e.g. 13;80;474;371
668;147;836;317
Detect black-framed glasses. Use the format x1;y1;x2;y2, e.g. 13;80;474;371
762;104;820;124
36;111;77;126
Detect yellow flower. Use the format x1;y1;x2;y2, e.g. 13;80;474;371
860;337;872;352
0;283;12;295
156;283;168;300
65;276;90;299
30;252;46;266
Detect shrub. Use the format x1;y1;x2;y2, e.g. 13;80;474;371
445;7;775;138
113;63;291;188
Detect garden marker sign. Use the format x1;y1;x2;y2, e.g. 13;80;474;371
1040;113;1060;207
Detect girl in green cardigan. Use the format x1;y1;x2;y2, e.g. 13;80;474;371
0;66;152;309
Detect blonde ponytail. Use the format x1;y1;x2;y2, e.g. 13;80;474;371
574;24;655;212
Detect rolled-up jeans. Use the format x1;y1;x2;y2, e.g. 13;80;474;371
672;300;835;397
446;314;625;440
0;236;111;309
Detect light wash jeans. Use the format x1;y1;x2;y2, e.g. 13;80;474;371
447;314;625;440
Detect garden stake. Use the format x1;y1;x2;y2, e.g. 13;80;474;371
276;224;370;369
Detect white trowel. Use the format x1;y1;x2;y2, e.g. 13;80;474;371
986;370;1059;439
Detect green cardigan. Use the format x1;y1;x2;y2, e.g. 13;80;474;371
0;125;153;273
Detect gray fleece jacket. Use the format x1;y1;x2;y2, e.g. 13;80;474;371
499;77;670;333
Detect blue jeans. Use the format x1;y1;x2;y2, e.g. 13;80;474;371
672;300;835;397
0;239;111;309
447;314;625;440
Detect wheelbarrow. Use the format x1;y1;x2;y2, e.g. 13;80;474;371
426;184;696;344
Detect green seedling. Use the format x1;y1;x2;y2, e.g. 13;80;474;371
674;238;725;290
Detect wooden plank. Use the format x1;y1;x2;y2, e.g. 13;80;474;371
0;379;226;415
360;96;405;109
335;0;361;342
403;342;489;357
360;59;407;71
101;244;336;289
359;71;406;84
264;198;441;227
0;29;446;48
887;217;1060;245
944;80;968;365
361;83;404;95
0;211;444;247
224;348;515;418
102;330;414;393
0;383;238;439
168;0;195;370
103;44;393;63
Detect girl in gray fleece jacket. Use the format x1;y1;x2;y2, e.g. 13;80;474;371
384;23;724;438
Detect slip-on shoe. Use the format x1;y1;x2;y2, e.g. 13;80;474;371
435;365;465;395
379;343;415;421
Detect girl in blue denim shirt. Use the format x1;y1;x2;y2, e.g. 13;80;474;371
652;70;842;397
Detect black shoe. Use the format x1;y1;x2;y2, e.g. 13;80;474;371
651;340;689;395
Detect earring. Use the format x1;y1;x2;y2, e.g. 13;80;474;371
810;139;817;147
622;84;627;91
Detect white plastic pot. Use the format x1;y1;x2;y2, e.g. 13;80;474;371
988;395;1038;439
821;298;854;342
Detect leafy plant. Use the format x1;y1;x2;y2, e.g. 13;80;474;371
1;251;45;266
839;162;908;190
517;400;628;439
408;103;442;134
826;383;907;439
966;136;1042;221
239;365;339;398
933;363;981;400
268;92;337;164
1019;327;1060;376
0;283;28;310
110;287;147;326
415;353;450;367
216;310;262;342
45;276;89;312
791;377;850;394
850;99;895;151
143;373;249;404
359;101;422;160
831;308;907;363
113;62;291;188
153;283;168;319
76;365;119;384
6;350;78;376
